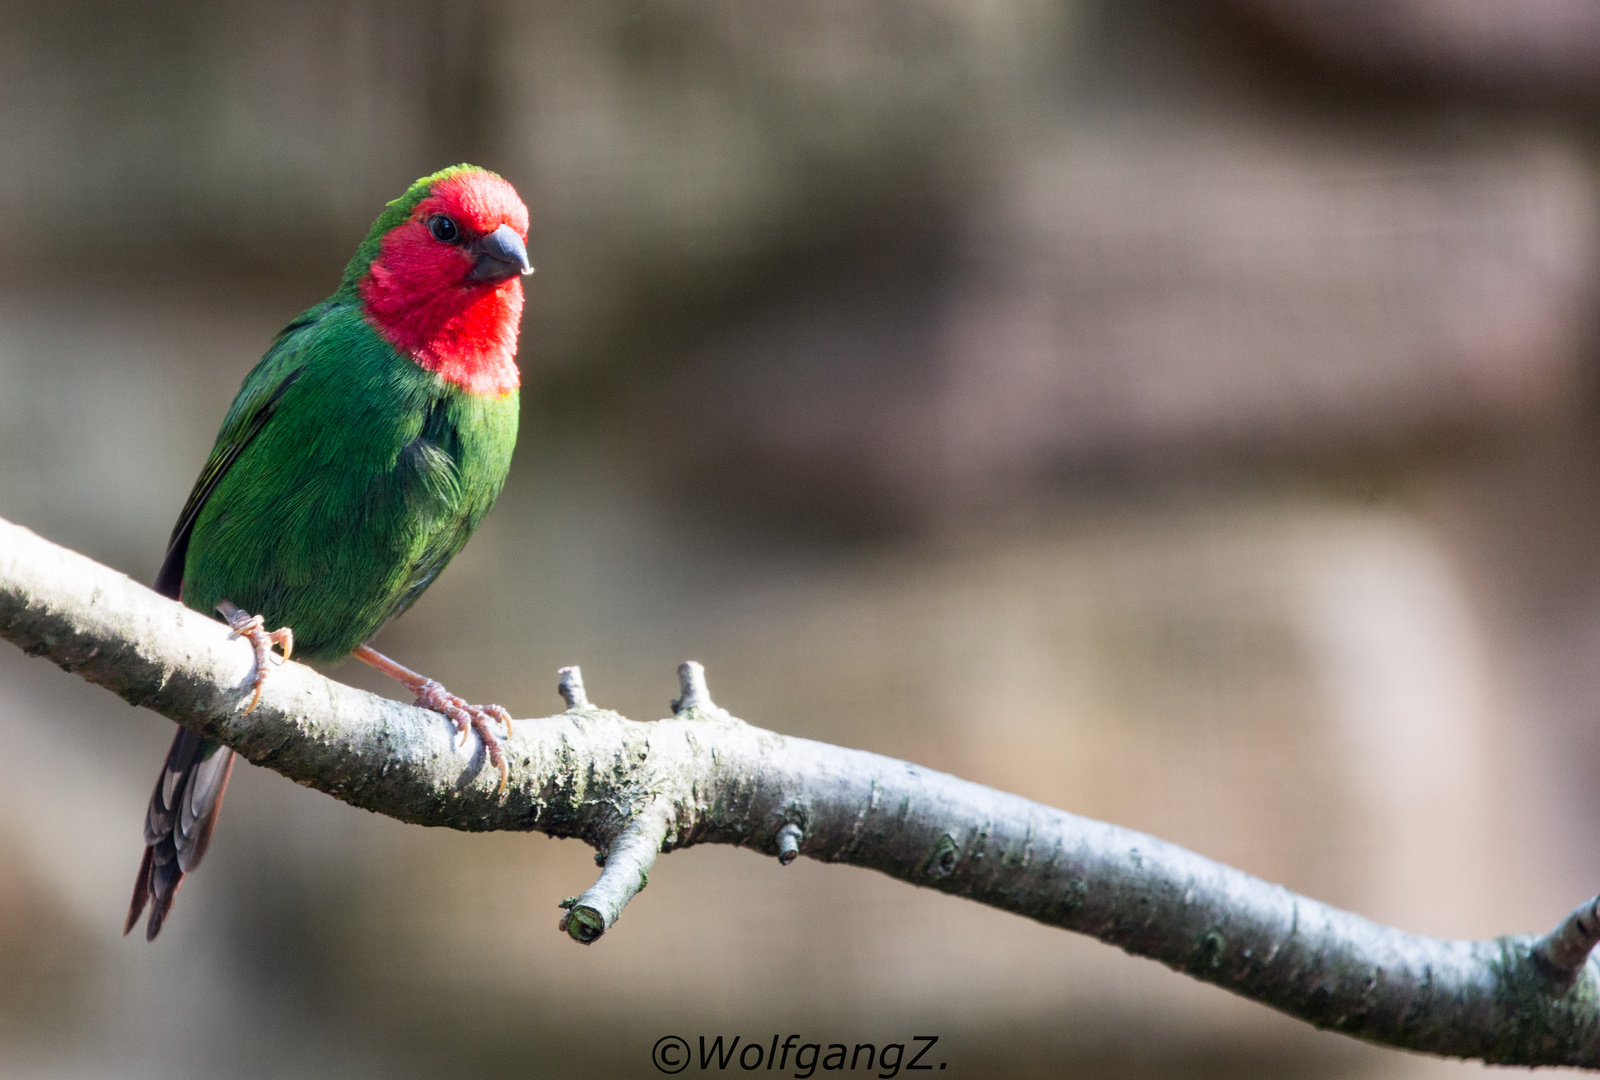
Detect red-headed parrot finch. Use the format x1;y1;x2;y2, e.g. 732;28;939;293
125;165;532;941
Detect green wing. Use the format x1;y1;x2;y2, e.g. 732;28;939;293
151;311;321;600
133;308;323;940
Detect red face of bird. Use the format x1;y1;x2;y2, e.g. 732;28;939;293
360;168;531;396
385;171;532;290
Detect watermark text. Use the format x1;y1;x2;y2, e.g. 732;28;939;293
652;1034;945;1076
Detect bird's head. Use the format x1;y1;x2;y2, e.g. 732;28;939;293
349;165;532;397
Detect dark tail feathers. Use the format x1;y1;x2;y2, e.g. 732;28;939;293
125;726;235;940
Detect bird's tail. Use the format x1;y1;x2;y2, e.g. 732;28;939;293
125;727;235;940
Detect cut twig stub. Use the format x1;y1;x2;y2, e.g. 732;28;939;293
558;665;589;710
777;823;803;865
563;803;670;944
1534;895;1600;985
672;660;716;715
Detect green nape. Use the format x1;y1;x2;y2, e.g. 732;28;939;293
337;163;505;295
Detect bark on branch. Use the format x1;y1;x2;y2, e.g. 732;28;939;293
2;514;1598;1068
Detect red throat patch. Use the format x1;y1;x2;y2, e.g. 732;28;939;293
359;170;529;397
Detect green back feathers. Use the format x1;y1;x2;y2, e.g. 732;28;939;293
338;164;499;294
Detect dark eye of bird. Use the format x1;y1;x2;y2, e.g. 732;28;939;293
427;215;460;243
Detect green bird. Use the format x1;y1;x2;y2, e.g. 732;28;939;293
125;164;532;941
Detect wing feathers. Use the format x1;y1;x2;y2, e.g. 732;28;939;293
129;324;312;940
152;366;303;601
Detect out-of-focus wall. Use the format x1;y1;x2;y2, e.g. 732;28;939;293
0;2;1597;1078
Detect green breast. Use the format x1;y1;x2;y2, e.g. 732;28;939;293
181;306;518;660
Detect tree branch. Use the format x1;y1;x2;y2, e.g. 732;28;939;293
2;514;1598;1068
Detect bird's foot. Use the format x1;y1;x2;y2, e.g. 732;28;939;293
217;600;293;715
350;644;514;794
412;680;514;793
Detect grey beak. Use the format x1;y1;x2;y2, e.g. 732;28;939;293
467;223;533;282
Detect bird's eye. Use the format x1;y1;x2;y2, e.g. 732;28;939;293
426;215;460;243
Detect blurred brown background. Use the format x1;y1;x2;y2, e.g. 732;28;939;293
1;1;1597;1076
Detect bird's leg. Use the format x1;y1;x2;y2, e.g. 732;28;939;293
216;600;294;715
352;645;513;793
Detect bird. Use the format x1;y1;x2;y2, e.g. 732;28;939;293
125;164;532;941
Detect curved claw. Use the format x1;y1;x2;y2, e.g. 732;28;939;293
410;679;512;795
491;705;514;737
217;601;293;715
